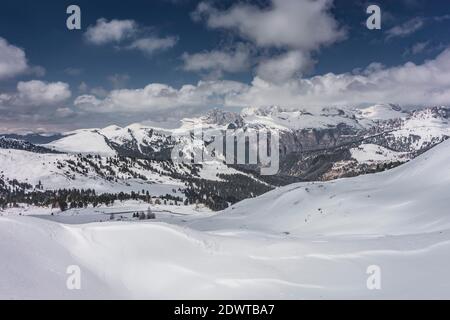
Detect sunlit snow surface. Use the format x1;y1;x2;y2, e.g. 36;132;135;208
1;141;450;299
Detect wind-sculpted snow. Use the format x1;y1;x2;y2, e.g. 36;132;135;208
1;140;450;299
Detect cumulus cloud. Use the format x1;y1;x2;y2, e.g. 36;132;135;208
127;36;178;55
191;0;345;83
74;80;248;113
84;18;178;56
7;46;450;130
0;80;71;107
182;44;251;77
0;81;73;129
256;51;314;83
229;47;450;108
74;47;450;114
194;0;346;50
0;37;29;79
85;18;137;45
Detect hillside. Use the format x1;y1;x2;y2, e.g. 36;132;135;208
188;140;450;236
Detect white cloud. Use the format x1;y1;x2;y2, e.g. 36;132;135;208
182;44;251;77
127;36;178;55
85;18;137;45
0;37;29;79
192;0;345;83
386;17;425;39
229;47;450;108
74;80;248;113
256;51;314;83
16;81;71;106
74;47;450;113
0;80;71;107
84;19;178;56
194;0;346;50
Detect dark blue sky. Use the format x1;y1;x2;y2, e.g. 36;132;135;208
1;0;450;132
0;0;448;90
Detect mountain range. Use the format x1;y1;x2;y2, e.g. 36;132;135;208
1;104;449;210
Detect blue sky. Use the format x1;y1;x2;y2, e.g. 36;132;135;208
1;0;450;132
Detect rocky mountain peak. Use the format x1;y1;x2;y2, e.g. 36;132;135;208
203;108;244;127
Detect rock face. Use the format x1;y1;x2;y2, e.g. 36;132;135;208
203;109;244;128
278;124;359;155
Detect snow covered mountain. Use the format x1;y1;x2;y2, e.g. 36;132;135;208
38;104;448;154
0;105;449;210
1;138;450;299
17;105;442;174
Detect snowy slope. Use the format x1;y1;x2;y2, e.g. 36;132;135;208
356;104;406;122
389;108;450;151
45;129;116;156
0;148;259;195
241;106;365;131
1;141;450;299
2;214;450;299
350;144;408;164
190;140;450;236
0;217;116;299
0;149;183;195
